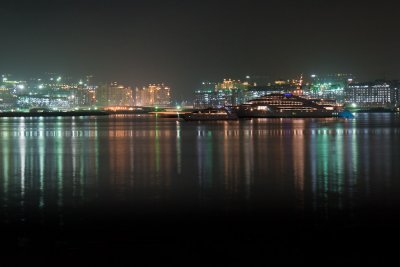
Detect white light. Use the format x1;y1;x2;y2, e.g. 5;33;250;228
17;85;25;89
311;74;316;78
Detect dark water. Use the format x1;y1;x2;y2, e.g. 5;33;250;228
1;113;400;264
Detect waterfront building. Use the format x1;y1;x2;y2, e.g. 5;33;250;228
194;89;216;109
16;95;71;110
194;79;249;108
307;73;355;102
213;79;248;106
345;80;399;109
67;86;97;107
96;82;134;107
193;82;217;108
0;86;16;110
135;84;171;107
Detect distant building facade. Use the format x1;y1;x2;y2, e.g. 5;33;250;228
135;84;171;107
193;79;302;108
306;73;355;102
345;81;399;108
96;82;133;107
194;79;250;108
0;86;16;110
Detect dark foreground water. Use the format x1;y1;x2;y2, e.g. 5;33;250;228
1;113;400;264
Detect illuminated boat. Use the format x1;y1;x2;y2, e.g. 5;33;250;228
181;108;238;121
237;93;336;118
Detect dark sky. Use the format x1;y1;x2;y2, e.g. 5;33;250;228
1;0;400;98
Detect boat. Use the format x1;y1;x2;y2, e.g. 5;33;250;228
236;93;336;118
149;111;190;118
181;108;238;121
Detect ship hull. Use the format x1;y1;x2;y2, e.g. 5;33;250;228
237;109;335;118
182;114;238;121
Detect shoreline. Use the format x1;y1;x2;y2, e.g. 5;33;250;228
0;111;110;117
0;109;397;118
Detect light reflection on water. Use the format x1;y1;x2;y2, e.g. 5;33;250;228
0;114;400;223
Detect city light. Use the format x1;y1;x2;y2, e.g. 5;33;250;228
0;72;398;112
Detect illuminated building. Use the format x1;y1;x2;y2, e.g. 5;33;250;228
16;95;71;110
292;74;304;96
274;80;287;85
194;82;217;108
0;86;16;110
194;79;248;108
307;73;355;102
345;81;399;108
96;82;134;107
194;78;303;108
135;84;171;107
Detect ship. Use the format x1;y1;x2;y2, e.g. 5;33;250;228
236;93;336;118
181;108;238;121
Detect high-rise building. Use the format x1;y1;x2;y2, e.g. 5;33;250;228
193;82;216;108
0;86;16;110
135;84;171;107
307;73;355;102
72;86;97;107
194;79;249;108
96;82;133;107
194;79;257;108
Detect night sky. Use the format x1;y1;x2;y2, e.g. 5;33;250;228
1;0;400;98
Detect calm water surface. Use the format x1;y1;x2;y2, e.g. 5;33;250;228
1;113;400;264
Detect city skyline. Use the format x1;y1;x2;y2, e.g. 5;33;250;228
2;71;399;112
1;1;400;264
1;0;400;99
